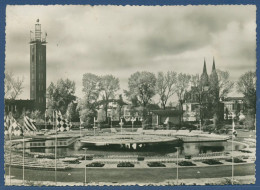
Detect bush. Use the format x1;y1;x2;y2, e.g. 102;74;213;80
63;160;80;164
225;158;245;163
239;150;252;153
117;162;134;167
202;159;223;165
86;162;105;167
147;162;166;167
178;161;196;166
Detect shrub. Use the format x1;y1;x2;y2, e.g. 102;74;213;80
147;162;166;167
63;160;80;164
117;162;134;167
239;150;252;153
86;162;105;167
202;159;223;165
178;161;196;166
225;158;245;163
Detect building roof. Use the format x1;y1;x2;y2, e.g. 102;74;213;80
150;110;183;116
223;97;244;101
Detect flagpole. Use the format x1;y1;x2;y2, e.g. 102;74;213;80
111;116;113;134
94;117;96;136
9;126;12;186
23;118;25;185
80;118;82;136
55;111;57;185
232;115;234;185
53;111;55;131
176;147;179;185
45;110;47;131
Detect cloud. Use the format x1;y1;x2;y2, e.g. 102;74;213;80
5;5;256;100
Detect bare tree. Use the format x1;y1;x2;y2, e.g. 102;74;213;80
4;71;24;99
217;69;234;99
156;71;177;109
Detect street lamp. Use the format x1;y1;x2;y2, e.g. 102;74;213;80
93;117;97;136
131;117;136;132
119;119;124;135
79;118;82;136
82;148;88;185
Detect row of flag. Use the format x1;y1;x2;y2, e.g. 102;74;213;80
4;110;72;136
4;115;37;136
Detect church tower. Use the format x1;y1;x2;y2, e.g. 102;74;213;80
30;19;47;113
209;57;219;101
200;58;209;90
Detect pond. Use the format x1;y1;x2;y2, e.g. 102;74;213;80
27;140;246;157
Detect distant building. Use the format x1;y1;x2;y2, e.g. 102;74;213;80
150;110;183;127
4;99;35;114
221;97;244;119
5;20;47;115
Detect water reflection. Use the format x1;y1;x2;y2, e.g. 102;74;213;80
28;141;246;157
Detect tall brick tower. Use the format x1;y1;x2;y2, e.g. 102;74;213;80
30;19;47;113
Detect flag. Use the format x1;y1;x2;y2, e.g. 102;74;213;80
12;122;23;136
4;115;10;135
7;116;23;136
56;111;70;132
24;116;37;131
164;117;169;124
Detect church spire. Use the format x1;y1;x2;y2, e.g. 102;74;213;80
203;58;207;74
200;58;209;88
212;57;216;71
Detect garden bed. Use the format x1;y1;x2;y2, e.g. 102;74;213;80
202;159;223;165
147;162;166;167
178;161;196;166
117;162;135;167
225;158;245;163
86;162;105;167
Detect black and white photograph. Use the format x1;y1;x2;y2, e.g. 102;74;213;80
4;5;256;186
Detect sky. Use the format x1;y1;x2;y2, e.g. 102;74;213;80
5;5;256;104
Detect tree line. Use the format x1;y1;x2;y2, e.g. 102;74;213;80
4;69;256;128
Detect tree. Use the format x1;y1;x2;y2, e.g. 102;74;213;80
125;71;156;108
66;102;79;122
99;75;120;121
47;78;76;115
175;73;191;124
217;69;234;99
82;73;101;104
237;71;256;129
5;71;24;99
156;71;177;109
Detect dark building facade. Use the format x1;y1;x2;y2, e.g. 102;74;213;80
30;20;47;113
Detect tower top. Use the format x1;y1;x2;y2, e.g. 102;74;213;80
30;19;47;43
